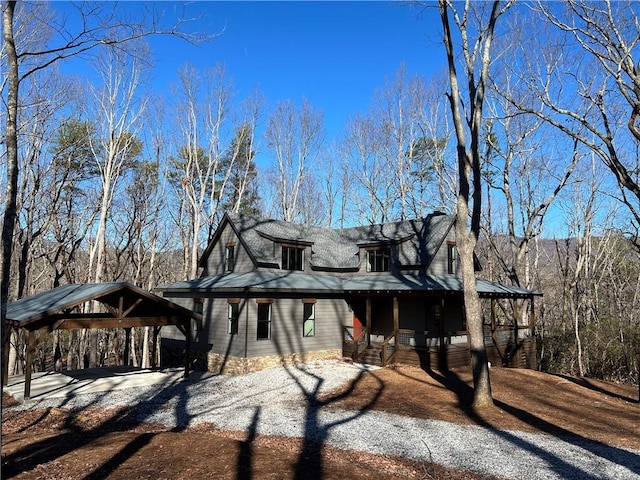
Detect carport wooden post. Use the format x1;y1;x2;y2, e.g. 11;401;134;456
151;326;160;369
3;325;11;386
23;330;36;400
184;318;191;379
123;328;131;366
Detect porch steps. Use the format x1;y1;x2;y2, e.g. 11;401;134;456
357;343;384;367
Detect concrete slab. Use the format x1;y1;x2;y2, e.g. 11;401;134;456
3;366;186;403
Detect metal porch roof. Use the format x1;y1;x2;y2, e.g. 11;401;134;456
157;272;541;298
6;282;199;330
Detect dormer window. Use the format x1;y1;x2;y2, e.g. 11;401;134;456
224;244;235;272
282;245;305;271
447;242;457;274
367;247;390;272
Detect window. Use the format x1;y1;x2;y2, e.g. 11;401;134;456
367;248;390;272
282;246;304;271
224;245;235;272
257;302;271;340
447;243;457;274
303;302;315;337
193;298;204;331
228;302;239;335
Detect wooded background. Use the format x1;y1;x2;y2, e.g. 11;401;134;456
2;1;639;386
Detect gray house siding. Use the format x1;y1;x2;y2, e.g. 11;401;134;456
203;222;255;276
207;297;248;358
427;229;457;275
245;297;348;357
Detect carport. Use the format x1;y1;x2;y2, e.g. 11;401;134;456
2;282;200;400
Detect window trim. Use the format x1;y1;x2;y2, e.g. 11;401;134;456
366;247;391;272
447;242;457;275
224;244;235;272
302;300;315;338
256;301;272;340
281;245;305;271
227;301;239;335
193;298;204;331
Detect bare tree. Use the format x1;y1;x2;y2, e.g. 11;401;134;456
438;0;512;407
1;0;202;382
87;44;147;286
264;98;325;223
506;1;640;241
343;112;395;224
169;64;254;278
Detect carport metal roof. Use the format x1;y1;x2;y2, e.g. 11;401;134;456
3;282;201;401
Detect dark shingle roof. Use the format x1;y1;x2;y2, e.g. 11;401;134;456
222;213;454;271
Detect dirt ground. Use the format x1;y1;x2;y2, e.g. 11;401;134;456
2;364;639;480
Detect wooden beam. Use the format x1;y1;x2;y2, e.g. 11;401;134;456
52;316;186;330
122;298;143;318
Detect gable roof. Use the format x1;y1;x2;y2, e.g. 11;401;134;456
200;212;455;271
7;282;199;331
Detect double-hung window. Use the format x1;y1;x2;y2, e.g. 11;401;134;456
228;301;239;335
224;244;235;272
302;300;315;337
282;245;304;271
447;243;457;275
367;247;390;272
193;298;204;331
257;301;272;340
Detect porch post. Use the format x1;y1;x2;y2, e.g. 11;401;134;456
513;300;520;368
491;299;497;338
530;295;537;370
23;330;36;401
439;296;447;371
393;297;399;334
366;297;371;346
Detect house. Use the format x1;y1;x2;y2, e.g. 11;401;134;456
156;212;540;374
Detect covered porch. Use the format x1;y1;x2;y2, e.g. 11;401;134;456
342;277;540;370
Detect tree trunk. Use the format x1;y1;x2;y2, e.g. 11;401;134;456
1;0;18;385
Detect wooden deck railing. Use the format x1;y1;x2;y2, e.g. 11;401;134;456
343;325;369;361
382;331;397;366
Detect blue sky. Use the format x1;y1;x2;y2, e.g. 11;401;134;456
154;2;444;135
56;1;446;139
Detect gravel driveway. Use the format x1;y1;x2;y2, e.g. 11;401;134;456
6;360;640;480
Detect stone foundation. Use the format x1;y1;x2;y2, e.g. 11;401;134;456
207;349;343;375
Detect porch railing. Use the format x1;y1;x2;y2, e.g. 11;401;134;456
382;331;397;366
343;325;369;361
397;328;470;348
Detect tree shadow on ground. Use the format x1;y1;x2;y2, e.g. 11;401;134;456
551;372;639;403
2;369;203;479
423;366;640;480
281;362;385;480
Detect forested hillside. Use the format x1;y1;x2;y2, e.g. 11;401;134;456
2;1;639;386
